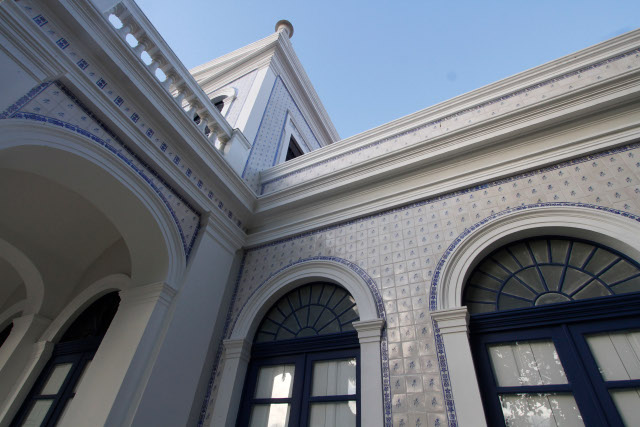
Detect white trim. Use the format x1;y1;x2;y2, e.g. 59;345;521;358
209;259;383;426
39;273;132;343
437;205;640;311
431;308;486;427
0;122;187;289
0;239;43;316
0;302;24;331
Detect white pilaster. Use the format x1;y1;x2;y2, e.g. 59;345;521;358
60;282;176;427
431;307;486;427
130;213;244;426
209;338;252;427
353;318;385;427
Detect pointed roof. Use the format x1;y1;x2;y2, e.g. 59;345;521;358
190;25;339;145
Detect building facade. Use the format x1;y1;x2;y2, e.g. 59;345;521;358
1;0;640;426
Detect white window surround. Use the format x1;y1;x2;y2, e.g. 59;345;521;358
208;260;385;427
275;113;311;165
431;205;640;427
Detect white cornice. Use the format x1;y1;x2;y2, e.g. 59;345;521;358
261;29;640;181
245;86;640;245
49;0;256;219
256;70;640;211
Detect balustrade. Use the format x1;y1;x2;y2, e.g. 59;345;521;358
104;0;238;156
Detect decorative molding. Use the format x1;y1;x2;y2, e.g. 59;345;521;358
198;256;393;427
0;81;202;257
260;39;640;193
11;0;250;231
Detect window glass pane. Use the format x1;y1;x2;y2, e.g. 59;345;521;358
499;393;584;427
572;281;610;300
312;358;356;396
586;330;640;381
249;404;290;427
569;243;594;268
610;388;640;427
539;266;564;292
255;365;295;398
560;269;592;295
529;240;549;264
309;401;356;427
470;270;503;290
40;363;73;395
583;249;618;275
510;243;535;267
488;340;567;386
599;260;640;285
20;399;53;427
550;240;570;264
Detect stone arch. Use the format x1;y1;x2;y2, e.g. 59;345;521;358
0;120;187;288
432;203;640;311
0;238;44;316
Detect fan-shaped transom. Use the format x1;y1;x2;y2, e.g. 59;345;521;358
463;237;640;314
255;283;360;343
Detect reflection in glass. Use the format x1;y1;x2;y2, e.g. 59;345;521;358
499;393;584;427
21;400;53;427
249;404;290;427
40;363;73;395
255;365;295;399
488;340;567;387
586;330;640;381
312;358;356;396
610;388;640;426
309;401;356;427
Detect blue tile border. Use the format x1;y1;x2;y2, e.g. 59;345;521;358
198;255;393;427
0;81;201;258
427;201;640;427
432;319;457;427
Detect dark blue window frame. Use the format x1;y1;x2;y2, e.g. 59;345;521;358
470;292;640;427
237;332;361;427
11;337;100;427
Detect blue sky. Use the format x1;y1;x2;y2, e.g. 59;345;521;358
137;0;639;140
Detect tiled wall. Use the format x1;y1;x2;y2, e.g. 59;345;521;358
242;76;322;192
204;141;640;426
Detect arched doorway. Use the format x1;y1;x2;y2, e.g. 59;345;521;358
464;236;640;426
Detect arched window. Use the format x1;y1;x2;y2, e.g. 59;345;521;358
13;292;120;426
464;237;640;426
238;283;361;427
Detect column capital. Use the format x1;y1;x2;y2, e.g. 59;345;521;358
223;338;251;363
352;318;385;343
119;282;176;308
430;307;470;335
200;211;246;255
